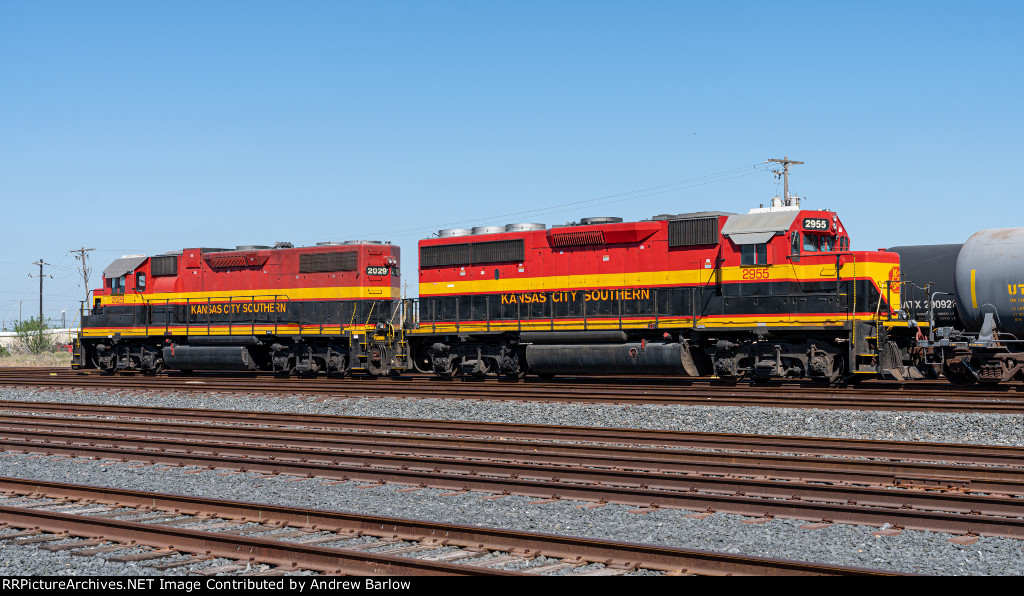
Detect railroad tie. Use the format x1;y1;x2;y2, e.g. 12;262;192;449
148;555;215;571
461;554;530;568
108;549;180;563
40;539;106;552
0;530;42;541
575;566;630;576
421;549;489;563
523;561;585;574
189;563;249;576
71;544;137;557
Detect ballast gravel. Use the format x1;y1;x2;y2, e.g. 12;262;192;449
1;386;1024;576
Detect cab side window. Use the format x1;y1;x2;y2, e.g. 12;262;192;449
137;273;146;291
791;233;801;261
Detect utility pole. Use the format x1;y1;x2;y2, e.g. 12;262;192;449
767;156;804;206
29;259;52;344
71;247;95;311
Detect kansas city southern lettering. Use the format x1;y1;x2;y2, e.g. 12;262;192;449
501;289;651;304
189;302;287;315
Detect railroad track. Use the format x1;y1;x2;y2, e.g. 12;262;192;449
1;402;1022;540
0;477;895;576
2;368;1024;412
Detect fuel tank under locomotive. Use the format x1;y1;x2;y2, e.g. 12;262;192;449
162;346;260;371
522;332;701;376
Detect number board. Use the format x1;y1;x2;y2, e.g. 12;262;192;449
366;266;389;276
802;218;830;231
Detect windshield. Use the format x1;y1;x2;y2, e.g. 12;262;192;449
803;233;838;253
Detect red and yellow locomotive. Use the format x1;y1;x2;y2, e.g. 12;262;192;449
74;199;925;384
414;204;920;382
73;241;409;376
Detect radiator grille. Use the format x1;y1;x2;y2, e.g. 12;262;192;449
549;230;606;247
151;255;178;277
421;239;524;267
299;251;358;273
668;217;719;247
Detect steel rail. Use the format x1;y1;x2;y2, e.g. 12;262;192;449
0;477;900;576
4;431;1024;539
0;505;516;576
2;400;1023;468
2;371;1024;412
8;368;1023;397
3;414;1024;496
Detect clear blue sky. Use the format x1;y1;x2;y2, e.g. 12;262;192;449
1;1;1021;328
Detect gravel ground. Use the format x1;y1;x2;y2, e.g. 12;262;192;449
1;386;1024;575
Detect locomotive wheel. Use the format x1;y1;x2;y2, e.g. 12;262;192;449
143;362;165;376
813;357;844;386
328;355;350;377
440;359;462;378
501;368;527;380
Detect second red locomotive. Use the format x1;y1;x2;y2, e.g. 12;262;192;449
74;241;409;376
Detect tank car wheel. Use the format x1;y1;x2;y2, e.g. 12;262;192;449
942;363;977;387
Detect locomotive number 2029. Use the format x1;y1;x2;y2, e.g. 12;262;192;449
366;266;389;276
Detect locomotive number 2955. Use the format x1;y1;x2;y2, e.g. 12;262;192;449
803;218;830;230
742;268;770;280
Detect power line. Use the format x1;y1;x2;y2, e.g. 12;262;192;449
371;162;771;240
28;259;52;335
70;247;95;308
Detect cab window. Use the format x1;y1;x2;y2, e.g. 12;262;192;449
820;236;836;252
791;233;801;259
803;234;819;252
137;273;146;291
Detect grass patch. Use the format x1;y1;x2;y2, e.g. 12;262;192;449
0;352;73;368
